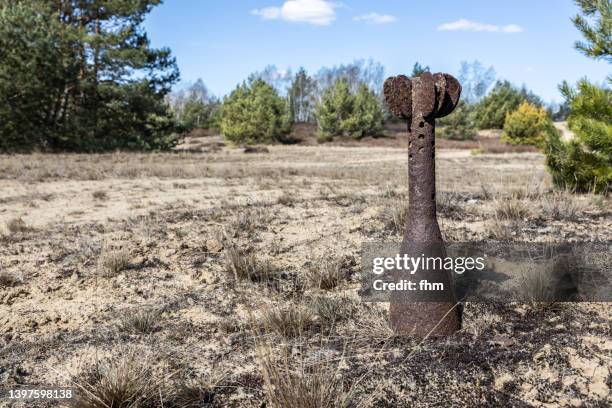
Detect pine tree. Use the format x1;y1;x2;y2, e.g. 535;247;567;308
344;84;384;138
572;0;612;61
0;2;69;151
411;62;430;77
220;79;292;144
287;68;317;123
545;1;611;193
315;79;354;140
473;81;540;129
0;0;180;151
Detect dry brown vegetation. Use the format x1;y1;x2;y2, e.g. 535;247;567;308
0;143;610;407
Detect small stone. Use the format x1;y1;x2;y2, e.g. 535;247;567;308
131;256;145;266
206;239;223;253
489;334;516;347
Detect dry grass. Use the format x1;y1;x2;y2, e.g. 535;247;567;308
308;257;348;290
437;191;466;219
309;295;358;330
71;353;168;408
225;247;275;283
516;262;558;309
463;311;502;338
379;201;408;235
118;310;162;334
277;191;297;206
229;208;270;237
260;303;316;338
541;192;581;221
494;199;530;220
169;376;221;407
485;219;523;241
257;343;366;408
98;247;131;276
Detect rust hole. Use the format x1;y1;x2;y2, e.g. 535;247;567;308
418;134;425;139
419;121;425;128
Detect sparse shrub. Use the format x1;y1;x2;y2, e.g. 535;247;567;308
220;79;292;144
71;353;166;408
225;247;274;282
118;310;161;334
502;101;555;148
438;101;477;140
546;80;611;193
260;303;315;338
98;247;131;276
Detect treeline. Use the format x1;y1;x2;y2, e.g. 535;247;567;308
169;59;390;142
0;0;179;152
170;60;566;144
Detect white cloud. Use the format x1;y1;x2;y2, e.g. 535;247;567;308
252;7;282;20
252;0;337;26
437;19;523;33
354;12;397;25
502;24;524;33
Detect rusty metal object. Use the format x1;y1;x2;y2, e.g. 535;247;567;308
384;71;462;337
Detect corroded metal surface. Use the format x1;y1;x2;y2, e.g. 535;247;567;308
384;71;463;337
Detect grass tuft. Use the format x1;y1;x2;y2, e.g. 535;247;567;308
98;247;131;276
260;303;316;338
494;199;529;220
257;343;365;408
71;353;167;408
307;257;352;290
118;310;162;334
225;247;274;283
379;201;408;235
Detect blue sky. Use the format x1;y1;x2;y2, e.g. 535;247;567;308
144;0;610;103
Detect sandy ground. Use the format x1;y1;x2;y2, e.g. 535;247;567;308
0;144;610;407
